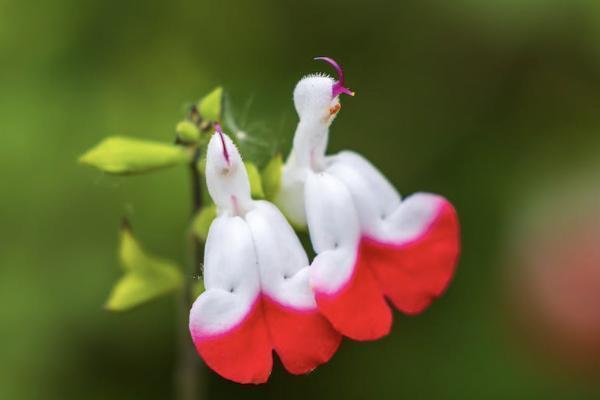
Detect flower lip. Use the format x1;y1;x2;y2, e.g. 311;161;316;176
214;123;230;164
314;56;355;98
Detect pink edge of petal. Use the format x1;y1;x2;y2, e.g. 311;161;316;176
190;295;262;341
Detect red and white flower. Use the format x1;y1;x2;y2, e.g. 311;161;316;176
189;126;341;384
276;58;461;341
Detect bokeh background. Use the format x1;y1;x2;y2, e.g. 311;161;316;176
2;0;600;398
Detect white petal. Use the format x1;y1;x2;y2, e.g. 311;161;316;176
305;171;360;293
245;201;315;309
326;151;445;243
326;150;401;236
190;216;259;335
379;192;446;243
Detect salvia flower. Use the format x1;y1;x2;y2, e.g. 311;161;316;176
189;125;341;384
275;58;461;340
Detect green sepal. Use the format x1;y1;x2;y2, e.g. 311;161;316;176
197;86;223;123
192;204;217;242
261;154;283;200
245;162;265;199
79;136;191;175
105;222;183;311
279;209;308;232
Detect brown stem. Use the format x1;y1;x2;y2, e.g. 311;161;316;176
175;153;205;400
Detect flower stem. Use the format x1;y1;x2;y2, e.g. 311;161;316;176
175;154;205;400
189;151;204;277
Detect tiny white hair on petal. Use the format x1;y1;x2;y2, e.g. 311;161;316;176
293;75;336;119
301;72;333;80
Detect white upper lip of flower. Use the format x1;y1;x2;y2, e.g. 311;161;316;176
293;75;337;120
205;129;252;216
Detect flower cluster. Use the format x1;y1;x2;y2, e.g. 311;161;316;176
188;58;461;383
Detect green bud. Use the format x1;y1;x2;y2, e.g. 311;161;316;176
261;154;283;200
176;120;200;143
79;136;191;175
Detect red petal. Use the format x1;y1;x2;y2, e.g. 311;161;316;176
314;259;392;341
191;299;273;384
262;296;342;374
363;200;460;315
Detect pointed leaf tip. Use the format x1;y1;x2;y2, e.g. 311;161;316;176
198;87;223;123
120;217;132;232
105;226;183;311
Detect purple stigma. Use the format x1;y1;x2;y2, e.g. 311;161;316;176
214;123;230;164
314;56;355;98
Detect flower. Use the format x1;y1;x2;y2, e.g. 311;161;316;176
189;125;341;384
275;58;461;341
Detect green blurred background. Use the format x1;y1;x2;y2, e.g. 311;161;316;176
3;0;600;398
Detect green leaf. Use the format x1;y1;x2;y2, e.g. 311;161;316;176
192;205;217;242
245;162;265;199
261;154;283;200
176;120;199;143
105;223;183;311
197;86;223;122
79;136;191;175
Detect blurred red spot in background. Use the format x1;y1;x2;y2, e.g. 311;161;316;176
511;211;600;374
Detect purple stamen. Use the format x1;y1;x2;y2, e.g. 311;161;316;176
214;123;230;164
314;56;355;98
